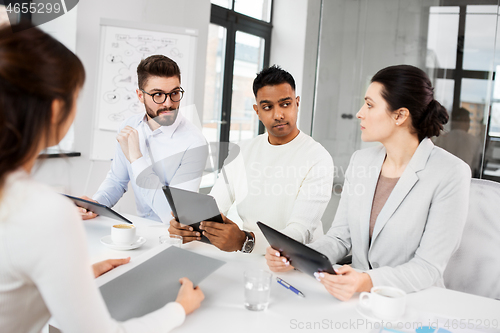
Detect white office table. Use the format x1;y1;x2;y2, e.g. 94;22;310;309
55;215;500;333
170;245;500;333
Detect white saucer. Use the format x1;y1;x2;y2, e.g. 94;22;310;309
100;235;146;250
356;304;417;324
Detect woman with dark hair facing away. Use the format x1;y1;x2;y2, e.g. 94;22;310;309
266;65;471;300
0;25;203;332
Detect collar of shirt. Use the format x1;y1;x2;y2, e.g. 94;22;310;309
139;112;184;138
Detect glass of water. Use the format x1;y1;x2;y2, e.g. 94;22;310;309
159;234;183;247
244;270;272;311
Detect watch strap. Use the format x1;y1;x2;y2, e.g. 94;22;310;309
241;231;255;253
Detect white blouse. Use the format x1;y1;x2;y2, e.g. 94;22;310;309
0;170;185;333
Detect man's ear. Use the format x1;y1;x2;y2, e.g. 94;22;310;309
136;88;145;104
296;96;300;107
253;104;259;115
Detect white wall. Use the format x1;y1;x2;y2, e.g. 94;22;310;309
298;0;321;136
33;0;211;215
270;0;309;130
268;0;323;134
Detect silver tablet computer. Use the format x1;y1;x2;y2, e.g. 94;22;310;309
99;246;225;321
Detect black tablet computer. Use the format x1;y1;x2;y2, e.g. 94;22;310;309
257;221;336;277
64;194;133;224
162;186;223;244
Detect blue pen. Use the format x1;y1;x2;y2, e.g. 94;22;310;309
276;277;305;298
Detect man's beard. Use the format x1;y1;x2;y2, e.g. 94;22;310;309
145;104;179;126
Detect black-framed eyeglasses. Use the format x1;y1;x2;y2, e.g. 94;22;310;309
141;87;185;104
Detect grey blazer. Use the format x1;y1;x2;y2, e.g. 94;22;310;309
310;138;471;293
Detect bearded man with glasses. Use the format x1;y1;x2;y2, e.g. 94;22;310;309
79;55;208;224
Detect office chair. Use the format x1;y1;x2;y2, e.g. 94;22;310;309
443;178;500;300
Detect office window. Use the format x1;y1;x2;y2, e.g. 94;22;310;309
426;2;500;179
234;0;272;22
203;24;226;146
229;31;265;143
309;0;500;189
434;79;455;116
427;7;460;69
463;8;497;71
203;1;272;175
211;0;231;10
490;103;500;137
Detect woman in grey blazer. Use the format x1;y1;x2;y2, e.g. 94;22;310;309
266;65;471;300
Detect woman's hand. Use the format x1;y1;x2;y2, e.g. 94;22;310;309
265;246;294;272
92;257;131;278
314;265;373;301
175;277;205;315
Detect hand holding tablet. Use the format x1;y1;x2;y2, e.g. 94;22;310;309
64;194;133;224
265;246;294;272
78;195;99;220
258;221;336;278
168;216;202;243
163;186;224;244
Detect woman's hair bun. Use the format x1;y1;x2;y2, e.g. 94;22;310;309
419;99;449;138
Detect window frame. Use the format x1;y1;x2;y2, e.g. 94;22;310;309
209;2;273;168
432;0;499;178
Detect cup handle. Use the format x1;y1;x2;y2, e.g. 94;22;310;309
359;292;371;308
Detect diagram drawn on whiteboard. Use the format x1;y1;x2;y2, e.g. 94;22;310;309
96;24;195;132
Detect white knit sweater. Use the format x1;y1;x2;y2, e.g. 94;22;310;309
210;131;334;254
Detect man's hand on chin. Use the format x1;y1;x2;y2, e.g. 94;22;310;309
116;126;143;163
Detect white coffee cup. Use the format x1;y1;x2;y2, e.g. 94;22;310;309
111;224;136;245
359;286;406;321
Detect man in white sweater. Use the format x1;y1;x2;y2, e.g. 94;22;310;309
169;65;334;254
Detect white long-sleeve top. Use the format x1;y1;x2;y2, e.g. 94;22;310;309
210;131;334;254
94;113;208;224
0;170;186;333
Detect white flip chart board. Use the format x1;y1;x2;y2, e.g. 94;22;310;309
91;19;197;161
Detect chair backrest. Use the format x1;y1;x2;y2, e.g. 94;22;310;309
443;178;500;300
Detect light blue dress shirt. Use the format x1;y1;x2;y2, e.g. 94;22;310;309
93;113;208;223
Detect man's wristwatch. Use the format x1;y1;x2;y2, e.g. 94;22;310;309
240;231;255;253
